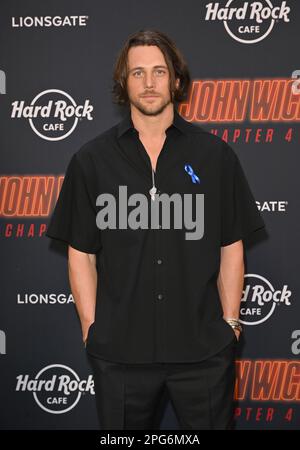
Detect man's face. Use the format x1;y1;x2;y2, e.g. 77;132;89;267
126;45;179;117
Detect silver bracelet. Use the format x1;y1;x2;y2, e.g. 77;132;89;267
225;318;243;333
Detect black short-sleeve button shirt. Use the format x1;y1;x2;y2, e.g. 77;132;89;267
46;108;265;363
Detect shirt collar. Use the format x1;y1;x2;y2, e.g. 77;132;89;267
117;108;189;139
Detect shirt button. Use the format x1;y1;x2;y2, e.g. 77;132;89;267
157;294;164;300
157;259;163;265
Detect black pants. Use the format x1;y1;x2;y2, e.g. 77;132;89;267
87;338;236;430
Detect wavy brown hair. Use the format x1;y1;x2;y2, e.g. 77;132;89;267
112;29;191;106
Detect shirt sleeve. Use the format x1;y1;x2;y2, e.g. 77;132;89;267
45;153;102;254
220;143;265;247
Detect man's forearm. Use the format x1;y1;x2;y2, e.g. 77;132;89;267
217;240;244;319
68;246;98;341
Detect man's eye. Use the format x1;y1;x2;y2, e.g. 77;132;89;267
133;70;165;77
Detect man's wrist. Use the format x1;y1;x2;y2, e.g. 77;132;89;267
224;317;243;333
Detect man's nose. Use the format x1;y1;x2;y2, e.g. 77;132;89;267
144;72;155;88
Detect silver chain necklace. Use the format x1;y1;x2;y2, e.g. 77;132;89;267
149;167;157;201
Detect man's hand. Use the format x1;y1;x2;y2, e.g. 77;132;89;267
68;245;97;348
234;328;241;341
218;241;244;335
82;320;94;346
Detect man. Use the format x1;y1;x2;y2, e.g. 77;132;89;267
46;29;265;429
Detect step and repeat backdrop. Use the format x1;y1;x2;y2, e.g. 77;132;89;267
0;0;299;430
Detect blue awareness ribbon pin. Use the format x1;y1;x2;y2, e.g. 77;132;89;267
184;164;200;184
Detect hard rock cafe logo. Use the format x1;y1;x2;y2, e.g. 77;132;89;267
11;89;93;141
204;1;291;44
240;274;292;325
15;364;94;414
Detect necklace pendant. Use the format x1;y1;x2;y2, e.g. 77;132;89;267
149;186;157;201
